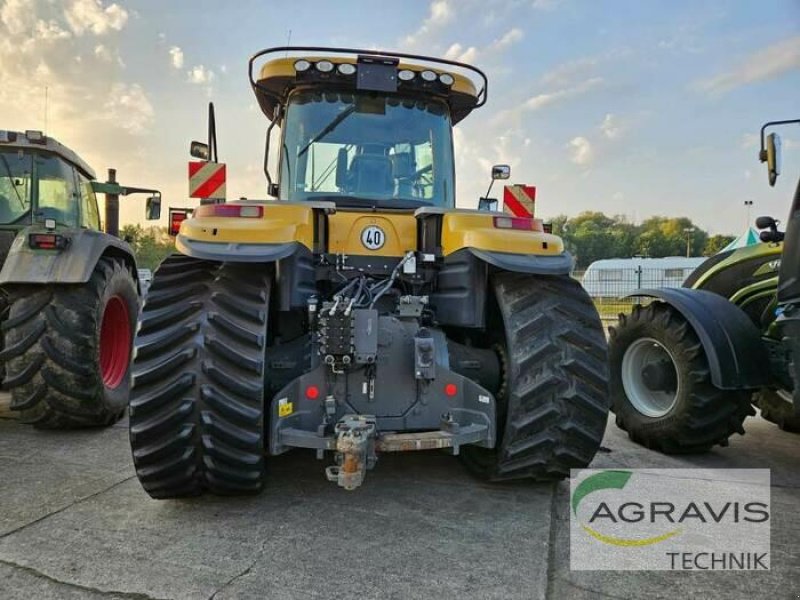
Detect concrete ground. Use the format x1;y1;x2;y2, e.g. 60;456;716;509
0;409;797;600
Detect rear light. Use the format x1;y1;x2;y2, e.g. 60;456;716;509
29;233;68;250
169;208;189;236
493;216;534;230
444;383;458;397
305;385;320;400
194;204;264;218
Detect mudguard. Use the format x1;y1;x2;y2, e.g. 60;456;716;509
0;228;137;286
630;288;769;390
468;248;573;276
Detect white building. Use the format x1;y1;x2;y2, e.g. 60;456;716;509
581;256;707;298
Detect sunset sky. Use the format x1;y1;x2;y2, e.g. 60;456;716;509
1;0;798;234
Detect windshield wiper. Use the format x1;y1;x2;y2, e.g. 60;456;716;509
0;154;26;209
297;105;357;158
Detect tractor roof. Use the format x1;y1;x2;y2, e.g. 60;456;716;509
249;47;487;125
0;130;96;179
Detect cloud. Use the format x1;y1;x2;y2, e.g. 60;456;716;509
104;83;154;134
568;136;593;166
525;77;604;111
64;0;128;36
444;43;478;63
697;35;800;94
169;46;184;69
600;113;622;139
492;27;523;50
403;0;453;47
187;64;214;85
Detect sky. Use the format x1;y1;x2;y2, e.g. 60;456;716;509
1;0;798;235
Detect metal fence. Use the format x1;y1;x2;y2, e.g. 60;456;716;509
573;267;692;325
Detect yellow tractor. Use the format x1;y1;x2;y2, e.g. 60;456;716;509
128;47;609;496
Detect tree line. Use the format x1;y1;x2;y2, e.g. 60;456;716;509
548;212;736;269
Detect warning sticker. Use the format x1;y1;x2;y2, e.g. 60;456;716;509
278;398;293;417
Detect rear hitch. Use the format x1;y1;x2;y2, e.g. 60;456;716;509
325;415;377;490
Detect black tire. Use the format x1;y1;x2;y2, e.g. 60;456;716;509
754;389;800;433
460;274;609;481
129;255;271;498
609;302;755;453
0;257;138;428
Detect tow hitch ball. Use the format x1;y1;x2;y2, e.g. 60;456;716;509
325;415;377;491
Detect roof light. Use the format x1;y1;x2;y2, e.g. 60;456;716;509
493;216;534;230
420;70;437;82
337;63;356;75
195;204;264;218
25;130;45;144
439;73;454;86
315;60;334;73
294;59;312;72
398;69;416;81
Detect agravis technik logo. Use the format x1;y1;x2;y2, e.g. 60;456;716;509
569;469;770;571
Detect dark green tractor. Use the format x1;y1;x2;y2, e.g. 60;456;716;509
609;119;800;452
0;129;160;428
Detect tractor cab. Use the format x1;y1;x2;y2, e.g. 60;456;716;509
0;130;99;230
250;48;487;209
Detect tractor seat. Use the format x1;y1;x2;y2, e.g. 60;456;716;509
348;154;393;196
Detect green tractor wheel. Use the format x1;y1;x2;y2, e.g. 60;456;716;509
609;302;755;453
1;257;138;428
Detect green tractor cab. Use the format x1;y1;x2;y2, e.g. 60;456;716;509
608;119;800;452
0;129;160;428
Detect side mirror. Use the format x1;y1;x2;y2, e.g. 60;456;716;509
190;141;210;160
755;215;777;230
491;164;511;180
478;197;498;212
145;195;161;220
766;133;781;187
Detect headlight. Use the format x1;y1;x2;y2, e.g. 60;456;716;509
398;69;416;81
439;73;454;86
294;59;311;72
420;70;437;82
315;60;334;73
337;63;356;75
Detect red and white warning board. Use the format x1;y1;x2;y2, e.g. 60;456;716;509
503;184;536;217
189;161;226;200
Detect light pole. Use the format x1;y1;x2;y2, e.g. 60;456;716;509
683;227;696;257
744;200;753;228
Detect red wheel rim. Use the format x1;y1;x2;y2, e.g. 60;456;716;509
99;295;132;389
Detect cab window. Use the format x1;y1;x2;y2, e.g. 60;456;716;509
77;172;100;229
36;154;79;227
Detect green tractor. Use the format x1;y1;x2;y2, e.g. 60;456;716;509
609;119;800;452
0;129;161;428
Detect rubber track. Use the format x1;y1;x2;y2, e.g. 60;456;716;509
128;254;271;498
609;303;755;453
461;274;610;480
1;258;134;428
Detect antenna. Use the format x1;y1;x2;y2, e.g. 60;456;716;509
44;86;49;135
285;30;292;56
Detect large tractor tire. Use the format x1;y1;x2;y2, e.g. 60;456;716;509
460;274;609;481
609;302;754;453
754;389;800;433
0;257;138;428
128;255;271;498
